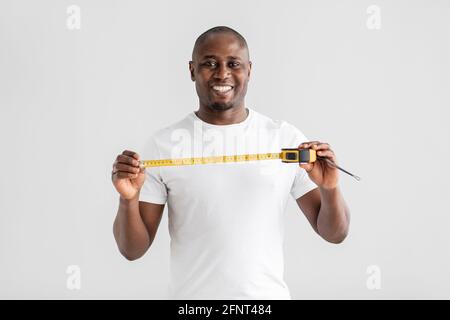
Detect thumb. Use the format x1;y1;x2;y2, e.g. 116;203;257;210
299;162;313;173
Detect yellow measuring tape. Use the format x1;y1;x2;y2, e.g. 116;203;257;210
139;149;316;167
139;148;361;181
139;152;281;167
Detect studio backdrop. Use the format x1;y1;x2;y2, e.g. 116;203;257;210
1;0;449;299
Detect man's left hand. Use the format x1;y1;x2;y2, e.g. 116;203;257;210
298;141;339;190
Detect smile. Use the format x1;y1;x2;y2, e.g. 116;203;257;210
211;85;233;93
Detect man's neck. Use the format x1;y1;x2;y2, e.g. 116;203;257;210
195;106;249;125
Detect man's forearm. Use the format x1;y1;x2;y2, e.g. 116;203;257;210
113;194;150;260
316;186;350;243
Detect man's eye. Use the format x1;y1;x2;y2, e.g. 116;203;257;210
204;61;217;67
229;62;240;68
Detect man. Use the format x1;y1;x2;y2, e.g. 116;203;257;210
111;26;350;299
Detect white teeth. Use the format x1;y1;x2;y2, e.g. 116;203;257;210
212;85;233;92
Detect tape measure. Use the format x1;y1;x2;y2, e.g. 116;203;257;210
139;148;316;167
139;148;360;181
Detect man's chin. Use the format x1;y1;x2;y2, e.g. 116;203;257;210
208;102;234;111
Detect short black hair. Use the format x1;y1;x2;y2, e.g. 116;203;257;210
192;26;249;60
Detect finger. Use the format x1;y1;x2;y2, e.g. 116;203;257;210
117;154;140;167
122;150;140;161
316;149;337;162
299;141;321;149
115;163;141;174
115;171;140;179
311;143;330;151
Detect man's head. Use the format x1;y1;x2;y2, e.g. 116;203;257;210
189;26;252;112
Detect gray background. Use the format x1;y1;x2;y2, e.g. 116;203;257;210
1;0;449;299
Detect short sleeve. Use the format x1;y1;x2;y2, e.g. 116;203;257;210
139;136;168;205
288;126;318;199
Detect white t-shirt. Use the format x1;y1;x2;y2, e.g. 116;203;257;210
139;107;317;300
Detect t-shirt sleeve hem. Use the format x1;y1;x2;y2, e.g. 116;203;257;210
290;182;318;200
139;193;167;205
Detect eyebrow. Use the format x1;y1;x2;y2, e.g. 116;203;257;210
201;55;242;60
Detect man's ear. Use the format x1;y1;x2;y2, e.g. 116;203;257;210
247;61;252;79
189;61;195;81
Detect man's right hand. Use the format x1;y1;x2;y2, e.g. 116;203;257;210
112;150;146;200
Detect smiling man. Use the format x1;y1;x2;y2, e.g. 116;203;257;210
189;27;251;121
111;26;350;300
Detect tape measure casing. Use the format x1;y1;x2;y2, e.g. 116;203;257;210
280;148;316;163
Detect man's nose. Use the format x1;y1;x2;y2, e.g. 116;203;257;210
213;64;231;79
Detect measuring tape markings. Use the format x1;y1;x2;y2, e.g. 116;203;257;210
139;152;282;168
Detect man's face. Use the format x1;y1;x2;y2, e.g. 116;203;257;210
189;33;252;111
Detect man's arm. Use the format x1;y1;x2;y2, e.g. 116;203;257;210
113;194;165;260
296;187;350;244
295;141;351;243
